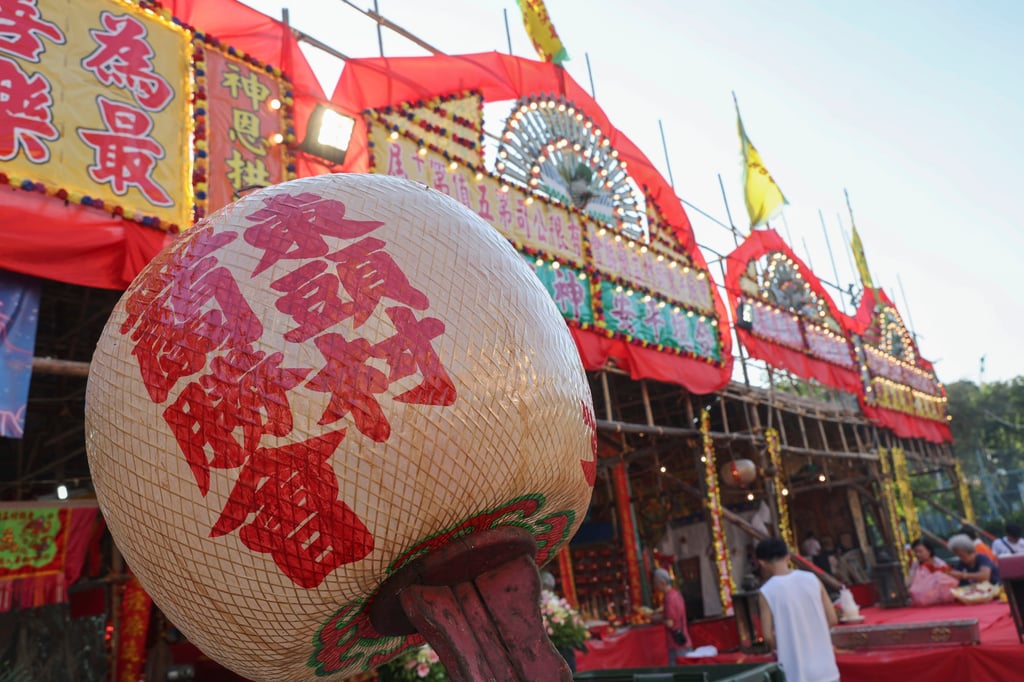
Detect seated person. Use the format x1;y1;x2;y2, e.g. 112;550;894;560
948;533;1000;586
958;525;998;563
835;532;870;585
906;538;956;606
801;532;822;559
812;535;837;575
992;523;1024;558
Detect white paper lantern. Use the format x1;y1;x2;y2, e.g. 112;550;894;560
85;174;596;680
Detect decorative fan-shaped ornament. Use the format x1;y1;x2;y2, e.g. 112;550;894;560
496;96;647;242
760;253;833;323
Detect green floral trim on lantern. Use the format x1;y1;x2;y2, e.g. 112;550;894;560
388;492;575;574
308;493;576;676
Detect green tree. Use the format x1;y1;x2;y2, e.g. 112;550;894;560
946;378;1024;528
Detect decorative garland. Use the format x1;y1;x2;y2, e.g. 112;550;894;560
877;447;909;576
953;460;976;524
765;428;794;552
890;447;920;551
701;410;735;614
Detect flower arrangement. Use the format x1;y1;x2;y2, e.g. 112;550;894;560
541;589;588;651
382;644;446;682
381;589;587;681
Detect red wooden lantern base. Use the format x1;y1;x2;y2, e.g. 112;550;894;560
370;527;572;681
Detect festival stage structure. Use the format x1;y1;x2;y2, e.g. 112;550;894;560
0;0;992;680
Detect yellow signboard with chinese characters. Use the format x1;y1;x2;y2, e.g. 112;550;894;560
1;0;190;229
368;123;587;266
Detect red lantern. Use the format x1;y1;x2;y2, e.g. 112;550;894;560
720;459;758;487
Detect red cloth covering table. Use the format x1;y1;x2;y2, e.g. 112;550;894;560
576;625;668;672
683;602;1022;682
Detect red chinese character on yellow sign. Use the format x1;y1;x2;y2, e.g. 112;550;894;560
0;0;65;62
0;56;58;162
78;96;171;206
82;11;173;111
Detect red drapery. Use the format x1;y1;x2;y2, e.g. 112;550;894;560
850;287;952;443
332;52;734;393
724;229;863;395
0;503;99;612
571;327;730;396
331;52;699;255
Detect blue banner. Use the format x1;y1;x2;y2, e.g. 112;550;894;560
0;271;41;439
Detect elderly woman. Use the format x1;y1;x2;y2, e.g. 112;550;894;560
948;533;1001;586
653;568;691;665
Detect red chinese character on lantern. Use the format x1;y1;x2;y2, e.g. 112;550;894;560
209;429;374;589
306;305;455;443
78;96;171;206
162;345;311;495
120;230;262;403
82;11;173;111
0;0;65;62
243;193;383;276
326;237;429;328
371;306;456;407
307;332;391;442
269;260;351;343
0;56;57;162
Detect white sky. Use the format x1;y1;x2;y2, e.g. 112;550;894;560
241;0;1024;385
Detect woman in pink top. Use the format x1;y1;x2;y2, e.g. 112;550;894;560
653;568;691;665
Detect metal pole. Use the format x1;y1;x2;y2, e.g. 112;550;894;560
896;273;918;343
800;236;815;271
373;0;384;56
503;8;513;54
717;174;743;247
819;209;845;312
658;119;676;190
584;52;596;99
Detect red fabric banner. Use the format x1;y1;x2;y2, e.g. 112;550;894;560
557;546;578;609
331;52;698;257
724;229;863;395
0;503;98;611
570;327;729;396
612;463;643;612
0;186;170;290
333;51;733;394
115;574;153;682
850;288;952;443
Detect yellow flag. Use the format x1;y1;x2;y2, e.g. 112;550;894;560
850;225;875;290
516;0;569;65
736;100;787;228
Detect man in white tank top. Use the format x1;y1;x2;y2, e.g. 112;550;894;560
756;537;840;682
